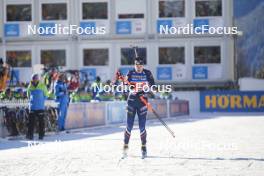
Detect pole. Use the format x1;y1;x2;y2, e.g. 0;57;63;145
139;96;175;138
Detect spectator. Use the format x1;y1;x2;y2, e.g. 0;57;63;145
55;73;69;131
14;88;27;100
0;58;10;92
1;89;19;136
26;74;48;140
67;71;80;92
90;76;102;100
0;88;13;100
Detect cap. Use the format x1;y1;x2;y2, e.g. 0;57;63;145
31;74;39;80
134;57;144;65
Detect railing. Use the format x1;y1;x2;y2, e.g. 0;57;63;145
0;99;189;138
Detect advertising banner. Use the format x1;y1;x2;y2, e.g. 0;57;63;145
192;66;208;80
4;24;20;37
157;67;172;80
116;21;132;34
200;91;264;112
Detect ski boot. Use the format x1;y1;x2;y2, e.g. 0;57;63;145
141;145;147;159
122;144;128;159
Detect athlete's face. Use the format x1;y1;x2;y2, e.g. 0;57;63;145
135;63;144;73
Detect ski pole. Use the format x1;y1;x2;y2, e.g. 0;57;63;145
139;96;176;138
132;46;139;58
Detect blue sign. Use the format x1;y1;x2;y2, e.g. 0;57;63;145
192;66;208;80
4;24;20;37
80;22;96;35
39;23;56;35
107;102;127;123
119;67;133;76
193;19;209;33
157;67;172;80
116;21;131;34
200;91;264;112
80;68;97;81
157;20;173;34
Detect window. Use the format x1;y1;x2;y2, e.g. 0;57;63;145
118;14;144;19
159;0;185;18
121;48;147;65
195;0;222;17
41;50;66;67
6;51;31;67
116;0;146;19
194;46;221;64
159;47;185;64
42;3;67;20
6;4;32;21
82;2;108;19
83;49;109;66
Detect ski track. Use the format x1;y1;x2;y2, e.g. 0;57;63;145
0;115;264;176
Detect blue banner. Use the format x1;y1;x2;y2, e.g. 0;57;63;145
157;67;172;80
39;23;56;36
80;68;97;81
193;19;209;33
192;66;208;80
157;20;172;34
200;91;264;112
116;21;131;34
4;24;20;37
80;22;96;35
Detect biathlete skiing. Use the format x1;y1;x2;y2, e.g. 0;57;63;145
114;47;175;159
114;55;155;159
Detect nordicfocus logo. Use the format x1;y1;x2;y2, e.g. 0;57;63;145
159;24;239;35
27;24;106;35
92;84;172;93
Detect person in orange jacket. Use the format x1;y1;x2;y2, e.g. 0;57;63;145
0;59;10;92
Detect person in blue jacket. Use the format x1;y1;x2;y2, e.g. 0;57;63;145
27;74;48;140
55;73;69;131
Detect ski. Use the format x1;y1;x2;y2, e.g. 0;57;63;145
141;145;147;159
121;148;128;159
141;152;147;159
121;153;127;159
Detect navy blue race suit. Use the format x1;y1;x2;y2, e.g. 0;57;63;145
124;68;155;146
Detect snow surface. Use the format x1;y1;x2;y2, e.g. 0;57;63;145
0;114;264;176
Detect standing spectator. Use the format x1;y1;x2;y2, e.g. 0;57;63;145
90;76;102;100
26;74;48;140
0;58;10;92
0;88;18;136
55;73;69;131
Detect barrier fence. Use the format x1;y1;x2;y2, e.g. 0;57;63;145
0;99;189;137
65;100;189;129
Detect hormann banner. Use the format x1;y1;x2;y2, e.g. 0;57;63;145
200;91;264;112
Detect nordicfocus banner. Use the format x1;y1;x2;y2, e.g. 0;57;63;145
200;91;264;112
